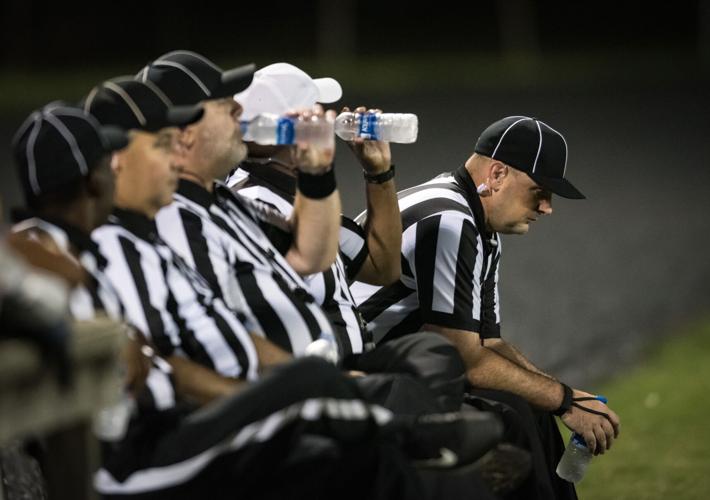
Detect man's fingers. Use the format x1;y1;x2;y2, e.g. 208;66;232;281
593;425;607;455
608;409;621;437
583;431;596;455
601;418;615;450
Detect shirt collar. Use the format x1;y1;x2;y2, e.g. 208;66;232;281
176;178;215;209
12;209;105;261
110;207;158;240
453;165;497;244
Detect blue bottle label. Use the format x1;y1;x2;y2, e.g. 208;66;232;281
571;433;587;447
358;113;379;140
276;117;296;145
239;120;249;137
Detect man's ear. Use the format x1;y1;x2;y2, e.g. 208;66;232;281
175;126;195;159
110;152;121;173
488;161;510;190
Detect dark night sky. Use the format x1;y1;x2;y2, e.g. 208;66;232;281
0;1;703;68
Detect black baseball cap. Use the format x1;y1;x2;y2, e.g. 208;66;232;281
474;116;584;199
135;50;255;106
82;77;204;131
12;103;128;198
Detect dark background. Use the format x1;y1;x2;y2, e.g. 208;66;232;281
1;0;709;386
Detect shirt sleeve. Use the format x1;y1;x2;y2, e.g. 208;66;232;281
339;216;368;280
239;194;294;256
409;213;490;334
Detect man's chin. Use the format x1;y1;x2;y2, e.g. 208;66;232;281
501;223;530;235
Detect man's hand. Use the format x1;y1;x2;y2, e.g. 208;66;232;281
120;327;152;396
290;104;336;174
342;106;391;173
561;389;621;455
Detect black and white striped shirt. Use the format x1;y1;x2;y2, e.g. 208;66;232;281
228;165;372;356
11;216;122;321
12;215;180;414
154;179;334;356
93;207;259;380
351;166;502;344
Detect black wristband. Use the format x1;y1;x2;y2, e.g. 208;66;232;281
553;383;574;416
364;164;395;184
297;166;336;199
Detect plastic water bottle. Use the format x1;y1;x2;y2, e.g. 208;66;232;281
304;332;340;365
335;112;418;143
556;395;608;483
241;113;334;149
93;394;135;442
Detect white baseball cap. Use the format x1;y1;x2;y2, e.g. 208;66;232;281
235;62;342;121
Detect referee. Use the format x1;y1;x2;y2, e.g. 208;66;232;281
137;50;340;356
85;76;293;383
227;62;467;414
352;116;621;499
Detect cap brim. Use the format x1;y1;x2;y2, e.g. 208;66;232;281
313;77;342;103
528;173;585;200
99;125;130;152
215;63;256;99
166;104;204;128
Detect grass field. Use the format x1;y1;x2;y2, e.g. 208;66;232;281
568;320;710;499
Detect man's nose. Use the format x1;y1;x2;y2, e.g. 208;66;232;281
538;197;553;215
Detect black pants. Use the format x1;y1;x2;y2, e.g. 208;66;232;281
98;357;492;500
345;332;467;414
466;388;578;500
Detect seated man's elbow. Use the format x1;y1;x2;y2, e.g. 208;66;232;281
289;249;337;276
382;264;401;284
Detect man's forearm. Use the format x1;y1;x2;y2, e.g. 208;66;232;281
167;355;245;405
427;325;564;411
250;333;293;372
468;346;564;410
357;177;401;284
484;338;555;379
287;189;341;275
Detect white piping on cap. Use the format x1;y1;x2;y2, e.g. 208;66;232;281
136;66;149;83
532;120;543;173
44;113;89;175
491;117;531;159
138;79;173;106
103;81;147;126
151;60;211;97
540;121;568;177
54;106;108;148
163;50;222;73
25;113;43;195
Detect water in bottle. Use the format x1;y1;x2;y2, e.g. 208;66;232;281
304;332;340;365
334;112;418;143
93;394;135;442
556;432;593;483
556;395;608;483
241;113;334;149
